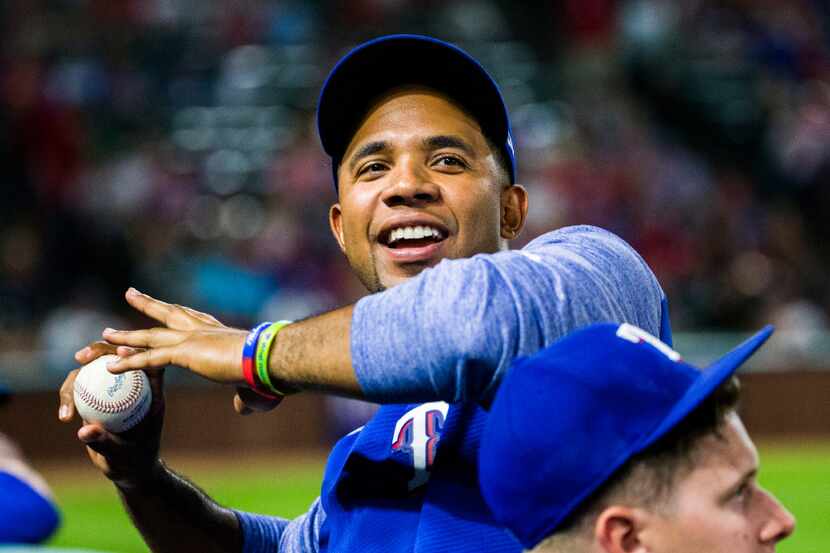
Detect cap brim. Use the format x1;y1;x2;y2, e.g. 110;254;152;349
637;325;774;451
317;34;511;175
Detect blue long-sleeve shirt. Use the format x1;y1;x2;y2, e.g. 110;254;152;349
235;225;671;553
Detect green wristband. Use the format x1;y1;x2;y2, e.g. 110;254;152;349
255;320;292;396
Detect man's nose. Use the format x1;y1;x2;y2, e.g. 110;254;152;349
381;162;440;207
758;488;796;544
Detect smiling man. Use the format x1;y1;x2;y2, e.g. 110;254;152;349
59;35;672;553
328;87;523;291
479;323;795;553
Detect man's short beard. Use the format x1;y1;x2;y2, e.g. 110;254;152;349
354;250;384;294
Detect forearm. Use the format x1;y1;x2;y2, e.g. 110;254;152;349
268;305;363;398
116;460;242;553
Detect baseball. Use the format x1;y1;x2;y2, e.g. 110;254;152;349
73;354;152;433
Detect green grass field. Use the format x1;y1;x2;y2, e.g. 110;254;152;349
43;443;829;553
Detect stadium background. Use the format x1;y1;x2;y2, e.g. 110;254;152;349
0;0;827;551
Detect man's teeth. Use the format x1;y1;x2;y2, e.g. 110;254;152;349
388;226;443;244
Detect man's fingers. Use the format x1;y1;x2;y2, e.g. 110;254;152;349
78;423;108;443
58;369;79;422
233;393;254;415
124;287;176;325
75;341;118;364
106;348;173;374
103;327;182;348
78;424;126;457
180;305;223;328
65;342;119;421
116;346;143;357
124;288;203;330
234;387;282;415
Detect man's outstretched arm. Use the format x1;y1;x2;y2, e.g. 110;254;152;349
95;295;361;398
103;226;666;405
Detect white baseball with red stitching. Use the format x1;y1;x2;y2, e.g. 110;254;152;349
73;354;152;433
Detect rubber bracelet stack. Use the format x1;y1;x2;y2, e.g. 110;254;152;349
242;322;281;400
255;320;293;396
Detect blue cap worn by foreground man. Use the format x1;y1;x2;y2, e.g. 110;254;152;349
479;323;795;553
317;34;517;188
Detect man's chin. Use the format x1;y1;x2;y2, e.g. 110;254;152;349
377;259;442;289
378;268;426;290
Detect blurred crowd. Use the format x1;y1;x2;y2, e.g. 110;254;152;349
1;0;828;376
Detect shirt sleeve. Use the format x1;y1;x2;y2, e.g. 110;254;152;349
0;471;60;543
235;497;325;553
351;225;668;404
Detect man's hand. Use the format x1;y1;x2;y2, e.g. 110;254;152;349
99;288;249;385
100;288;281;414
60;344;245;552
72;288;359;417
59;341;165;489
60;288;280;444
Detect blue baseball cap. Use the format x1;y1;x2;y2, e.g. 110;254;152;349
479;322;774;549
317;34;516;189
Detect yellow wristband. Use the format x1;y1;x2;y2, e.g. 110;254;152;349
255;320;292;396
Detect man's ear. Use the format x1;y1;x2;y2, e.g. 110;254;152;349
500;184;528;240
329;203;347;254
594;506;650;553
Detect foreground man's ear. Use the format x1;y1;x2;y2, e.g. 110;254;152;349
329;203;347;254
594;506;650;553
500;184;528;240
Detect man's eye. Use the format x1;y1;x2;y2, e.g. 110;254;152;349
734;482;753;502
359;162;387;175
434;155;466;168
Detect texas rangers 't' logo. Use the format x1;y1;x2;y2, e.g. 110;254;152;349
616;323;681;361
391;401;449;490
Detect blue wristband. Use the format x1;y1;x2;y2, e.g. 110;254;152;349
243;322;273;390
